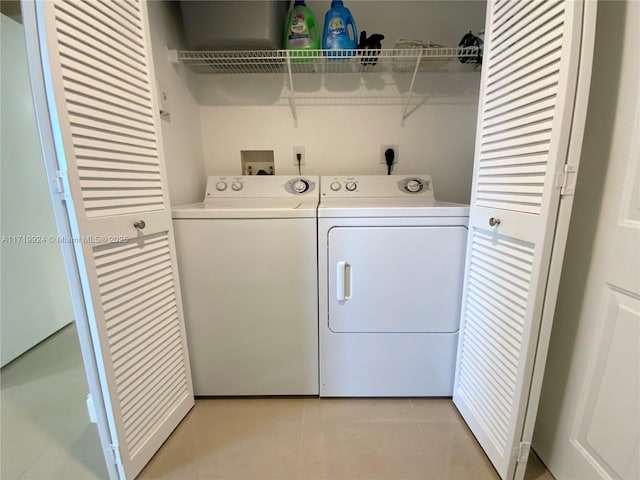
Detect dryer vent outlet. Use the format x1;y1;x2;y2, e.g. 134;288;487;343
380;145;399;164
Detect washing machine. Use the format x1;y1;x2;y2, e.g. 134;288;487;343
318;175;469;396
172;175;319;395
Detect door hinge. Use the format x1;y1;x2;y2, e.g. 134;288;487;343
52;169;71;201
86;394;97;424
555;164;579;196
107;443;123;467
514;442;531;464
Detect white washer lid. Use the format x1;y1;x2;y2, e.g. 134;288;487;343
172;198;319;219
317;198;469;218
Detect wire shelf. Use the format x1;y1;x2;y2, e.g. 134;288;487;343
170;47;482;127
175;47;482;75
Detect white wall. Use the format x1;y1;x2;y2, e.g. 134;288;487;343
147;1;206;206
0;15;73;366
199;102;478;203
179;1;486;204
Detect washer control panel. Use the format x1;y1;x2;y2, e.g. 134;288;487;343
205;176;318;200
284;177;317;195
321;175;434;199
398;177;430;194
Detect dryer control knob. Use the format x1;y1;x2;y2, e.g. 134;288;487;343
231;181;243;191
406;180;422;193
293;179;310;193
330;181;342;191
345;182;357;192
215;181;227;191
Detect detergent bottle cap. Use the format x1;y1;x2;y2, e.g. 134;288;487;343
331;0;344;7
294;0;306;5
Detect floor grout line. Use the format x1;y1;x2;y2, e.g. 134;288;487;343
295;398;307;480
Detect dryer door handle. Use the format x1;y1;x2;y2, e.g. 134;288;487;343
336;261;352;302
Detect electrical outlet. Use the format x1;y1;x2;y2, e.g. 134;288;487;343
293;146;306;166
380;145;399;164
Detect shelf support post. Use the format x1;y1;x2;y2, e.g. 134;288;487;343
401;49;422;127
285;53;299;128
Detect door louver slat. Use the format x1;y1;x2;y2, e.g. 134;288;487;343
78;160;160;174
100;266;172;306
106;293;175;344
487;59;560;100
491;0;526;26
459;362;510;448
458;230;534;455
72;131;159;154
68;103;155;133
476;5;563;219
120;345;182;422
113;0;142;18
60;1;146;52
54;14;147;78
488;36;562;86
62;76;153;113
116;322;180;400
482;110;554;137
467;270;527;321
107;288;175;342
482;122;553;144
466;289;523;344
481;129;552;151
483;82;558;121
491;22;563;73
94;234;189;458
66;93;157;130
459;326;516;412
56;40;145;89
75;149;159;167
483;98;556;131
115;319;180;393
492;1;542;43
111;310;177;371
491;1;562;54
478;156;549;169
87;0;144;39
126;378;186;454
464;305;520;379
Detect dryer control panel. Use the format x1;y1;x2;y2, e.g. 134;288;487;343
321;175;434;199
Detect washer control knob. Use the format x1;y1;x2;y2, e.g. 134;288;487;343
406;180;422;193
215;181;227;191
231;181;243;191
345;181;357;192
330;181;342;191
293;179;310;193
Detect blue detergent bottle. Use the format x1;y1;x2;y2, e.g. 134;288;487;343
322;0;357;55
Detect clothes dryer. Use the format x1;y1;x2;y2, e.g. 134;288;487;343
173;176;319;395
318;175;469;396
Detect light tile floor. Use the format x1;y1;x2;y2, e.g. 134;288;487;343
1;325;108;480
2;325;554;480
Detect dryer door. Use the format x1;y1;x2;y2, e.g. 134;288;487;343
328;226;467;333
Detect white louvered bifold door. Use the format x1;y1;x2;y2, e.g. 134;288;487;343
453;1;595;479
31;1;194;478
